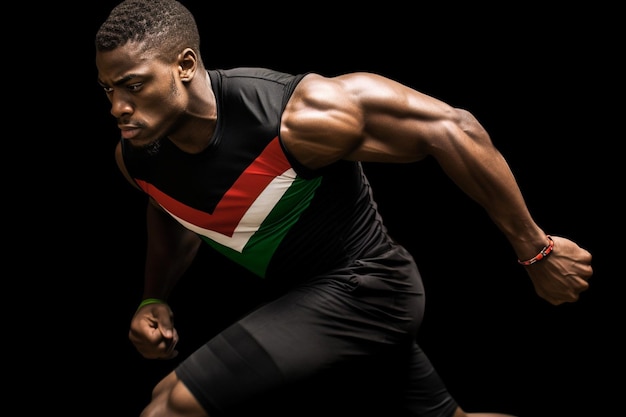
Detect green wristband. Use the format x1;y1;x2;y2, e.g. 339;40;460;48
136;298;165;311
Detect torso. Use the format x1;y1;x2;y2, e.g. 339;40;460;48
121;68;392;282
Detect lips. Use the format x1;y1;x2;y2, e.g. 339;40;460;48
119;125;140;140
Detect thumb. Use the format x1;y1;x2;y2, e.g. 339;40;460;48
154;305;175;338
160;325;173;339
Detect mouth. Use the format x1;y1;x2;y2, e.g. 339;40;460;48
119;125;140;140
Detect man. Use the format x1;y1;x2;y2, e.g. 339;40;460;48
95;1;593;416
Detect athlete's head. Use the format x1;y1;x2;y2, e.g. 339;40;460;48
95;0;201;63
95;0;204;152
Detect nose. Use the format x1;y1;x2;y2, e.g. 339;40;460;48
110;92;133;119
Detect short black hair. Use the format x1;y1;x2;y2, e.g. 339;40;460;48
95;0;200;63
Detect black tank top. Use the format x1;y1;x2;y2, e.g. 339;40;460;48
122;68;391;281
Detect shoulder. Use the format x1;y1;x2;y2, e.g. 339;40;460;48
281;73;367;169
286;71;427;131
292;72;363;103
291;72;422;114
287;73;365;120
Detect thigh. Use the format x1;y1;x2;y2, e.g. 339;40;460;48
241;257;425;381
176;245;426;415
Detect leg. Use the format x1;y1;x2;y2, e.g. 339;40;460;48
401;342;518;417
174;246;427;416
140;371;209;417
458;410;516;417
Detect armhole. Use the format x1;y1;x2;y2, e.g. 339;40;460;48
278;72;323;180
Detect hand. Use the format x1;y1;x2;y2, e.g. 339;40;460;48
524;235;593;305
129;302;179;359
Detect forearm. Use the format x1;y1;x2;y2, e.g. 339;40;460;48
430;111;548;259
142;200;202;300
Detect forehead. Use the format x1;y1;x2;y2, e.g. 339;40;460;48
96;41;166;84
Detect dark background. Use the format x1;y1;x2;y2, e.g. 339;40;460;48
76;1;621;416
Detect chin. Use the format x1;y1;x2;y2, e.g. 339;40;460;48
141;137;163;156
126;136;163;156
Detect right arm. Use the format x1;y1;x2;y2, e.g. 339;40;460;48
142;198;203;301
115;143;202;359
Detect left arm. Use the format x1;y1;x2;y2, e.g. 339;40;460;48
280;72;592;304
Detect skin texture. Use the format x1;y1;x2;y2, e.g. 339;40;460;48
96;9;592;417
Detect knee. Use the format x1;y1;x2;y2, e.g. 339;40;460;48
139;372;176;417
140;371;208;417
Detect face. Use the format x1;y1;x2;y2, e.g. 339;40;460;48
96;41;188;151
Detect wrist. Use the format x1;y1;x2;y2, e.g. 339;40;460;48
136;297;166;311
517;235;554;266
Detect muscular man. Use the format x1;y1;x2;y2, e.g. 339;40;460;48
95;1;592;416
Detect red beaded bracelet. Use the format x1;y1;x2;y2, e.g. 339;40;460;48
517;235;554;266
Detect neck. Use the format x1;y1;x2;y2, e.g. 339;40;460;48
169;69;217;153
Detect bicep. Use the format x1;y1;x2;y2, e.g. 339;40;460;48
282;73;463;168
343;73;471;163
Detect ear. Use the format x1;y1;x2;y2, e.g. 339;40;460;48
177;48;198;82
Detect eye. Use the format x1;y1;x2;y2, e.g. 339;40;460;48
102;86;113;94
127;83;143;92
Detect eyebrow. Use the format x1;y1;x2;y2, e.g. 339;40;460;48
98;73;141;87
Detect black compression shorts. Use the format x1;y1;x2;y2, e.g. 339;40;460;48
175;243;459;417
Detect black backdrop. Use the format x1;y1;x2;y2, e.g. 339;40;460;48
79;2;621;416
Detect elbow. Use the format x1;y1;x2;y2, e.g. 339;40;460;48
452;108;493;146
